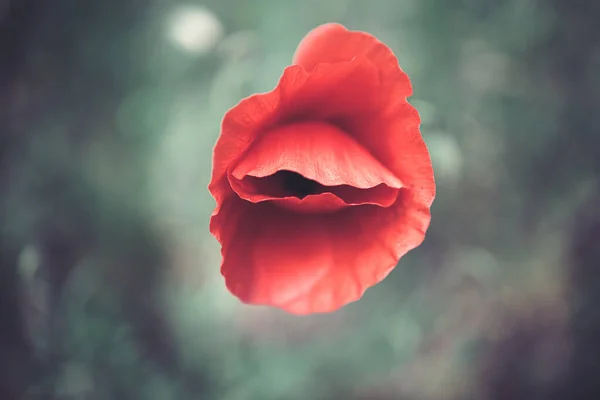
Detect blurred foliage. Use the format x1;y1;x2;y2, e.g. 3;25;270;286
1;0;600;399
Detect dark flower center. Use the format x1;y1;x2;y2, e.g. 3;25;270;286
278;170;320;198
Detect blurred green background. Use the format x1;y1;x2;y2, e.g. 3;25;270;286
1;0;599;399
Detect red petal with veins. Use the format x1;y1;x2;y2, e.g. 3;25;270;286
217;189;429;314
293;23;412;97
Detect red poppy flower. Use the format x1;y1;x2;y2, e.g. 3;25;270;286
209;23;435;315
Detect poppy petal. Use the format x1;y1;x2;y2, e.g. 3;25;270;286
292;23;412;97
352;100;436;209
230;121;402;188
217;188;429;315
